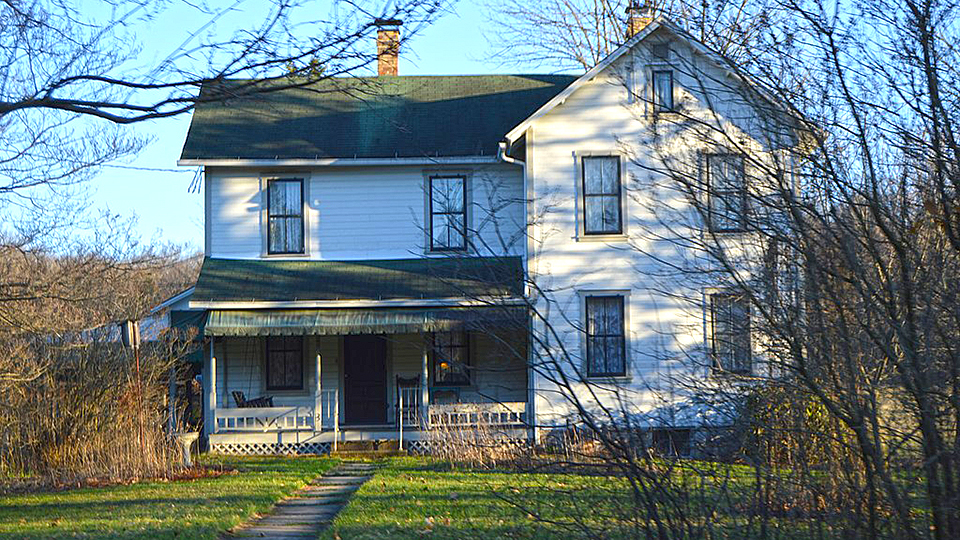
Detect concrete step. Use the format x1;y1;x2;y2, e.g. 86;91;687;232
329;449;405;459
333;440;401;452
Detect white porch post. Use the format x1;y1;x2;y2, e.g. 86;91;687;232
421;337;429;428
204;338;217;437
314;350;322;432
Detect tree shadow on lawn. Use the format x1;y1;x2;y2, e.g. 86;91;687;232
0;456;336;540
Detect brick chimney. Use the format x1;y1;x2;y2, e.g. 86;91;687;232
625;1;654;39
374;18;402;76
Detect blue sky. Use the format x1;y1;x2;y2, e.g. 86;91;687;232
90;1;537;251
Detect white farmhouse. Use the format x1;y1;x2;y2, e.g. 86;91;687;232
173;5;787;455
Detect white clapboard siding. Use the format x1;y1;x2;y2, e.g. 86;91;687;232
205;164;524;260
526;30;779;425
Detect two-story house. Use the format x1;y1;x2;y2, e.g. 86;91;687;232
172;5;792;455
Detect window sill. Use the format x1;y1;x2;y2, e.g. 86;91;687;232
261;252;309;259
584;375;633;384
709;368;752;379
574;233;629;243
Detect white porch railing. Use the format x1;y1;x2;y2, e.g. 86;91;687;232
428;401;526;427
214;389;339;433
214;390;526;434
215;406;315;432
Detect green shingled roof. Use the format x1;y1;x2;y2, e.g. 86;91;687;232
179;75;576;160
191;257;524;303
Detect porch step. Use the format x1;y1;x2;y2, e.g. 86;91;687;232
329;449;406;459
332;440;400;452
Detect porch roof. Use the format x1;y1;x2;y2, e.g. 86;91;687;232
204;306;526;336
191;256;524;305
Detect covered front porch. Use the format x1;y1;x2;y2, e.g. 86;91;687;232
187;255;531;454
204;326;529;455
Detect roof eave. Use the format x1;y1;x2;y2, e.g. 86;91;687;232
189;297;528;310
177;155;504;167
502;19;666;145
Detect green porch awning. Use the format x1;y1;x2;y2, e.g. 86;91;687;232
204;306;527;337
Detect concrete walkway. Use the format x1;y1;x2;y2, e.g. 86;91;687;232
224;461;375;539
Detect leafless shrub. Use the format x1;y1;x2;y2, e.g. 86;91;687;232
0;330;195;485
424;415;530;469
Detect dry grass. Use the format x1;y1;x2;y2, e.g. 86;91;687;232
0;331;191;485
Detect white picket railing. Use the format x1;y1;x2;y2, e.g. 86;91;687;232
427;401;526;427
214;389;526;435
214;406;315;432
215;389;339;433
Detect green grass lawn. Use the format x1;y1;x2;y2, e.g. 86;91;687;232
321;457;641;540
321;457;852;540
0;455;337;540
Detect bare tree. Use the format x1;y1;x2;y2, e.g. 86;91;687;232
427;0;960;538
0;0;448;203
481;0;776;71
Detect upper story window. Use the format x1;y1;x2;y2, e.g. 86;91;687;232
707;154;748;232
585;295;627;377
653;70;674;113
429;175;467;251
432;331;470;385
582;156;622;235
266;336;304;390
267;179;304;254
709;293;751;374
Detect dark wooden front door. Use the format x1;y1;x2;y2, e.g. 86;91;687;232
343;335;387;425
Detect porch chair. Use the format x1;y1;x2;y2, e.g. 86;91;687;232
395;375;420;426
231;390;274;408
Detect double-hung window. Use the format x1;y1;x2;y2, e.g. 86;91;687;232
429;175;466;251
652;70;674;113
266;336;304;390
585;295;627;377
432;331;470;385
707;154;748;232
267;179;304;254
582;156;622;235
709;293;751;373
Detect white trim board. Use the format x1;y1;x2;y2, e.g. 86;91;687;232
178;156;503;167
189;297;528;310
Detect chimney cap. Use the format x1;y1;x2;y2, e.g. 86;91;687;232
374;18;403;27
625;1;650;14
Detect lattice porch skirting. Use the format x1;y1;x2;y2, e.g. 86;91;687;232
211;441;332;455
403;437;531;456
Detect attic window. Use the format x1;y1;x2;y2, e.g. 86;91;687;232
652;43;670;59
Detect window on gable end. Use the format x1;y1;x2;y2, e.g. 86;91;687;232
707;154;749;232
585;295;627;377
709;293;752;374
582;156;623;235
653;70;674;113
